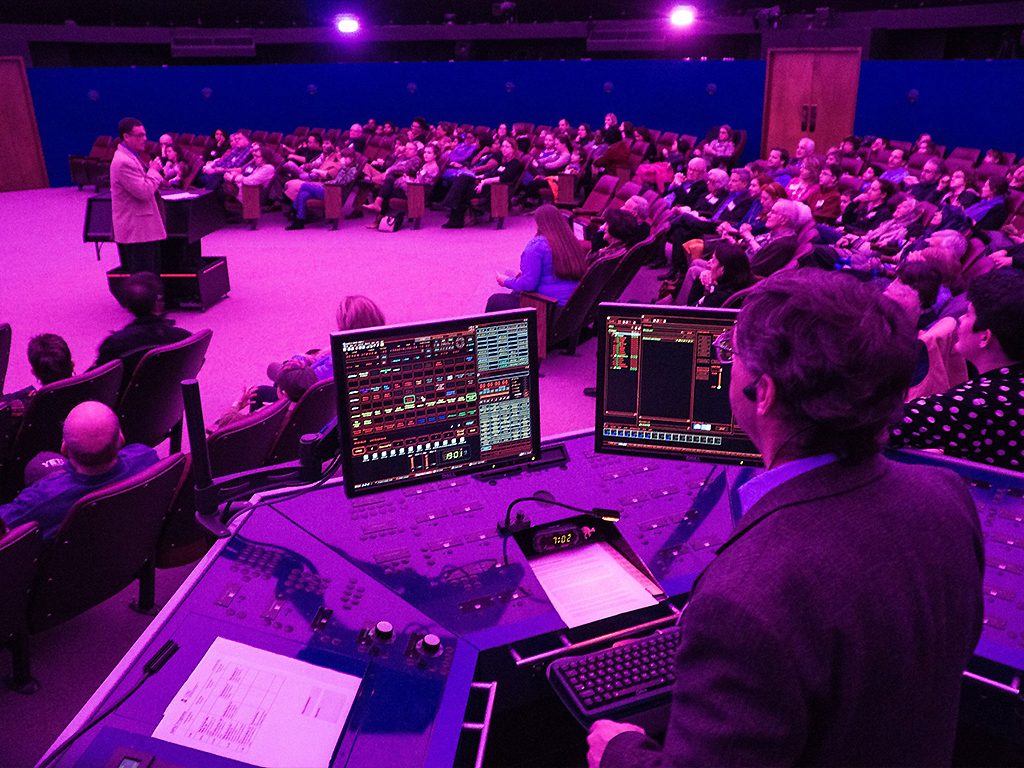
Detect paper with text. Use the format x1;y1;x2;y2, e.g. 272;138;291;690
153;637;361;767
529;542;660;628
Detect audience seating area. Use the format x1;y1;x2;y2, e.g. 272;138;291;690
4;111;1021;703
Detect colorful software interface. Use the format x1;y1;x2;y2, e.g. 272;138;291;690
333;311;540;495
596;305;761;466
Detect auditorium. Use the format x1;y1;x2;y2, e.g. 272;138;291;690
1;1;1023;765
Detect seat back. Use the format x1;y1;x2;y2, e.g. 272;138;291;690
155;455;212;569
575;174;620;216
0;523;42;645
593;234;663;313
208;397;291;477
29;453;187;633
118;329;212;448
948;147;980;164
2;361;123;501
943;157;976;176
606;181;642;213
838;156;864;177
267;378;337;464
548;256;622;350
975;163;1009;184
0;322;10;393
628;141;650;171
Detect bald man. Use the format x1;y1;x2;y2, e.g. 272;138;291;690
0;402;158;539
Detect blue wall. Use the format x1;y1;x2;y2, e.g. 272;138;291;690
855;61;1024;158
29;60;767;187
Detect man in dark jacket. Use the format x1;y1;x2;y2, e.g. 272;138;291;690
588;270;984;767
94;271;190;375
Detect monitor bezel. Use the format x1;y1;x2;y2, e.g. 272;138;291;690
331;307;542;497
594;302;762;467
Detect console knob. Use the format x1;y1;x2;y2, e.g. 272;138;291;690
374;620;394;641
420;633;442;656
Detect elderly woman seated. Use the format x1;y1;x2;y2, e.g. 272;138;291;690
807;195;923;272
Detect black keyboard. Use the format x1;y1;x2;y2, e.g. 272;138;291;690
547;626;681;723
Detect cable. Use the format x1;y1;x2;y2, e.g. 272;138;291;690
219;452;345;526
499;495;621;536
38;640;179;768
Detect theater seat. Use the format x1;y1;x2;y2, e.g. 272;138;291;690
519;255;621;358
117;330;212;453
0;322;10;394
28;453;188;633
267;378;337;464
1;361;123;503
0;522;42;693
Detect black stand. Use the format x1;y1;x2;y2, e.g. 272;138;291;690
86;191;231;311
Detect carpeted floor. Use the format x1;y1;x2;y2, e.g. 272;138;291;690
0;185;661;767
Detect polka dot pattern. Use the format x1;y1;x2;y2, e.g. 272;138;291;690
889;364;1024;470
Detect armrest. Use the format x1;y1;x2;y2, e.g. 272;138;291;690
519;291;557;358
241;184;261;220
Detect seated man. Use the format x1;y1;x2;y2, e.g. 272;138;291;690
94;272;190;373
589;269;983;767
0;401;159;539
1;333;75;409
661;157;707;207
663;168;753;280
199;131;252;191
278;133;323;180
890;268;1024;470
879;147;910;186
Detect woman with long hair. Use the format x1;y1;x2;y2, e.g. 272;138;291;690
485;204;587;311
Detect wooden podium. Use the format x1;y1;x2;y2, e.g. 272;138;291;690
84;190;231;311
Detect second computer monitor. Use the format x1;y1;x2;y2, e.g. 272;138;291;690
331;308;542;496
595;304;762;466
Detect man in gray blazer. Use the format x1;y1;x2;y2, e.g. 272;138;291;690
110;117;166;273
588;270;984;767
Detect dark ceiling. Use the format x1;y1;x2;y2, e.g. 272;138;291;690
4;0;1023;27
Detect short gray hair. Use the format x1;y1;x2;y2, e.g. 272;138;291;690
707;168;729;187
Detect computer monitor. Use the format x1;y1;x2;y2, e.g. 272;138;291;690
332;308;542;496
595;303;762;466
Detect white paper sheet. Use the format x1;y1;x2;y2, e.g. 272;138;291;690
153;637;361;767
161;192;200;200
529;541;661;628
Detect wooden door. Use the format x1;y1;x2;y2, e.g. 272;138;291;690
762;48;861;158
0;57;48;191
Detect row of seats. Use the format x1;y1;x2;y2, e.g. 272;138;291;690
0;324;341;692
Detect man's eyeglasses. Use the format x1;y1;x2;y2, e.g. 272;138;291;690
712;328;735;365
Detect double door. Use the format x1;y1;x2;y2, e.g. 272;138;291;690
762;48;861;157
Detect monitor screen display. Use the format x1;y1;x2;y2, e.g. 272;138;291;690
595;304;762;466
332;309;541;496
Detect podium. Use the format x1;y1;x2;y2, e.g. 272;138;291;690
85;191;231;311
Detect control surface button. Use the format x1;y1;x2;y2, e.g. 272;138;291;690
421;633;442;656
374;620;394;641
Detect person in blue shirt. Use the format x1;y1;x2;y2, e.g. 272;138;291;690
485;204;588;311
0;401;158;540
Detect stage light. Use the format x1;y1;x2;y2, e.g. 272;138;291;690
334;14;360;34
669;5;697;27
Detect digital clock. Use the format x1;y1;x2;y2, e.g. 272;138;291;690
532;523;595;553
